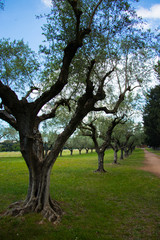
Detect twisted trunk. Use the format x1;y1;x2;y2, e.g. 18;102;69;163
4;124;62;223
5;163;62;223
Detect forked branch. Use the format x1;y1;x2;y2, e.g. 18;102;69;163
95;67;115;100
93;85;131;114
0;110;18;130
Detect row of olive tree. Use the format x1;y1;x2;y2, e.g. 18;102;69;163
0;0;157;223
78;114;143;171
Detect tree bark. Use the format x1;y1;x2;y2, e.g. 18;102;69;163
70;149;73;155
124;148;129;158
85;148;89;154
4;128;62;223
78;149;82;154
113;150;118;164
59;149;63;157
120;148;124;160
95;151;106;172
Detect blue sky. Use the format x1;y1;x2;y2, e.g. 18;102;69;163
0;0;160;52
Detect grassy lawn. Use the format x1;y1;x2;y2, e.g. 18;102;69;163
0;149;160;240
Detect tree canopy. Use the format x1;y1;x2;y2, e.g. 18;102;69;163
0;0;4;10
0;39;39;94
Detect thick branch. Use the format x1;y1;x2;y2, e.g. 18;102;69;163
86;59;96;96
0;110;18;130
34;29;91;116
33;1;91;115
94;67;115;101
112;86;131;112
87;123;99;150
67;0;82;37
0;81;20;116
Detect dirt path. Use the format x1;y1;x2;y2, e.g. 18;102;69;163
142;149;160;177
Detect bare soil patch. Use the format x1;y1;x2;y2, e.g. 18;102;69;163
142;149;160;177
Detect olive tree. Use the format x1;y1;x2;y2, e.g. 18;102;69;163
80;116;124;172
0;0;156;222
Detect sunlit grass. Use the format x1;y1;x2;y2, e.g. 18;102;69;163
0;151;22;157
0;149;160;240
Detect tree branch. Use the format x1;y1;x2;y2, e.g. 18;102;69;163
34;30;91;117
93;86;131;114
88;0;103;29
37;99;71;124
86;59;96;96
0;81;20;117
67;0;82;37
0;110;18;130
94;67;115;100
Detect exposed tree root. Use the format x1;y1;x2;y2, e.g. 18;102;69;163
2;199;63;224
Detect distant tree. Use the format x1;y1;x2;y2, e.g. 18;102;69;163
0;125;20;152
80;116;124;172
75;135;94;154
73;135;85;154
111;120;136;160
65;137;75;155
110;138;120;164
143;85;160;148
65;135;93;155
0;140;20;152
1;126;19;142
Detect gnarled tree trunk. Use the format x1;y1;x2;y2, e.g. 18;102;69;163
4;126;62;223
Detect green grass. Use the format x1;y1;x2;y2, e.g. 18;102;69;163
146;148;160;156
0;149;160;240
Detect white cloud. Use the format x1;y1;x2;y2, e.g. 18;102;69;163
137;4;160;19
41;0;52;8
